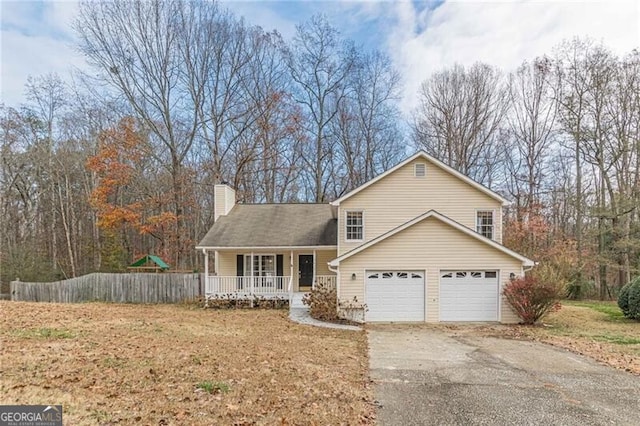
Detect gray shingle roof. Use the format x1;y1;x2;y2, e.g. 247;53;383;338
196;204;337;248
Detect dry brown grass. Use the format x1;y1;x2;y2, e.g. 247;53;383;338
0;301;373;425
516;301;640;375
442;301;640;375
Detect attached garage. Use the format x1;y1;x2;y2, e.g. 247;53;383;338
365;271;425;321
332;211;534;324
440;270;499;321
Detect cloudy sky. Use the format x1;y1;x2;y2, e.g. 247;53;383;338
1;0;639;115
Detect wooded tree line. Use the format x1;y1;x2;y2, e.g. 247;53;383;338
1;0;638;298
414;39;640;297
1;0;404;283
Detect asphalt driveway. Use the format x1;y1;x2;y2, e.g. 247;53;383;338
368;326;640;425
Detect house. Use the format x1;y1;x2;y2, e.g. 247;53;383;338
196;151;534;323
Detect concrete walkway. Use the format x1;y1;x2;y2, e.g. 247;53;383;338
289;292;361;331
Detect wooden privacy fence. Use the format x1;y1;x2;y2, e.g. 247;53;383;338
10;273;202;304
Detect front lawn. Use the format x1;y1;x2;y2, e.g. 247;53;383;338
520;300;640;374
0;302;373;424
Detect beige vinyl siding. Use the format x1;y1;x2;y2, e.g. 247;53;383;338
338;158;503;256
315;250;336;275
217;251;239;276
338;217;521;323
214;185;236;221
215;249;337;292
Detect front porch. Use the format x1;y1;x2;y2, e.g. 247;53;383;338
204;275;336;299
202;248;337;300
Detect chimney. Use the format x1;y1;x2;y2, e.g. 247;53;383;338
214;184;236;222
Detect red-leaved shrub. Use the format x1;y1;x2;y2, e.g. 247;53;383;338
503;275;562;324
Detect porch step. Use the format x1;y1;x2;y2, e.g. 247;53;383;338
290;292;308;309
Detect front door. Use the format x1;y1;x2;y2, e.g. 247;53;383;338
298;255;314;288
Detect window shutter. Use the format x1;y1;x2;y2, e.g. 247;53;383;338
236;255;244;276
276;255;283;277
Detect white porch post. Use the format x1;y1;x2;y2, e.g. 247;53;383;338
203;249;209;307
312;249;316;289
290;250;294;297
214;250;219;275
250;252;254;302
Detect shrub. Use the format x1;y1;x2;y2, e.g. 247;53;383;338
503;275;562;324
302;283;338;322
618;276;640;320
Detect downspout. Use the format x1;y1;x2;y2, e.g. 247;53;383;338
523;262;538;274
328;263;339;318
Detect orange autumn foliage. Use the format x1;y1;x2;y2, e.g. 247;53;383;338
87;117;144;231
87;118;178;246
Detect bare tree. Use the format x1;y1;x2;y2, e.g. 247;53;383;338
333;50;405;193
24;73;67;273
412;63;509;187
506;57;558;212
553;38;594;284
284;14;356;201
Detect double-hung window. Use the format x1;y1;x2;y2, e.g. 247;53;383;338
476;211;494;239
244;254;275;277
345;211;364;241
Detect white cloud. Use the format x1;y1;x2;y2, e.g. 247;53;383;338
389;0;640;116
222;1;298;40
2;0;638;119
0;0;85;107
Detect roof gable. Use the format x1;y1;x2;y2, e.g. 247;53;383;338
329;210;534;267
330;151;509;206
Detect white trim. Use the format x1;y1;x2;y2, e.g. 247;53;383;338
290;250;294;290
345;210;365;242
329;210;534;267
475;209;496;240
330;151;510;207
498;269;503;321
204;250;209;279
196;245;337;250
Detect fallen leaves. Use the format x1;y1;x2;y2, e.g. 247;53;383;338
0;301;373;425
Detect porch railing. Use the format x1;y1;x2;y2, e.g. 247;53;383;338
314;275;337;290
206;276;290;297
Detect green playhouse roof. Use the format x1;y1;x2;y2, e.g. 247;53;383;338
129;255;170;270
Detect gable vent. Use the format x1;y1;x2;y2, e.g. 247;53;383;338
414;163;426;177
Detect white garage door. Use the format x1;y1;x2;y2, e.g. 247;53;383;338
365;271;425;322
440;271;498;321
